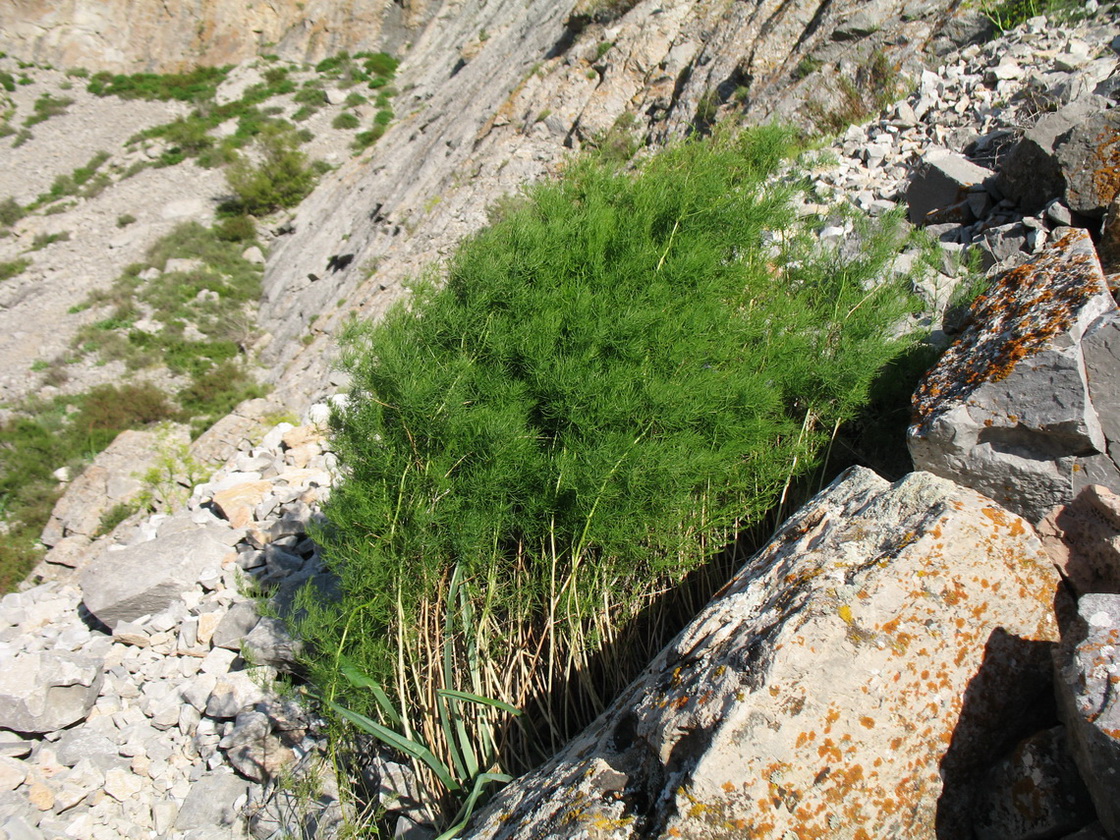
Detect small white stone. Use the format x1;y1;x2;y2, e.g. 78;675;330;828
1089;611;1114;628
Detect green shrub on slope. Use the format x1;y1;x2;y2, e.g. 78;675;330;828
298;127;920;821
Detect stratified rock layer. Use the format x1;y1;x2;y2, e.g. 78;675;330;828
467;467;1060;839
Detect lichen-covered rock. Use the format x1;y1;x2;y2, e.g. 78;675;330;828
467;467;1060;840
908;229;1120;524
995;97;1110;213
1055;593;1120;836
973;726;1094;840
1055;108;1120;218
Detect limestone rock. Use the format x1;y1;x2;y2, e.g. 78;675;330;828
174;770;250;831
909;229;1120;523
219;710;292;782
996;96;1111;212
212;600;261;651
40;426;189;547
80;528;233;626
1055;593;1120;836
0;652;103;733
468;467;1060;839
1055;108;1120;217
212;480;273;529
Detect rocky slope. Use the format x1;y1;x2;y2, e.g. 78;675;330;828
0;1;1119;840
0;0;439;74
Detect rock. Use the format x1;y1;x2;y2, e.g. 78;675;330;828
80;528;234;626
40;426;189;547
103;767;143;802
241;245;265;265
1039;485;1120;595
219;710;292;782
995;96;1109;213
0;758;26;793
212;480;273;530
973;726;1094;840
1100;195;1120;274
174;770;250;831
907;147;993;224
468;467;1060;839
909;229;1120;524
1055;106;1120;217
205;670;269;718
243;618;302;672
1055;593;1120;836
0;652;103;733
211;601;261;651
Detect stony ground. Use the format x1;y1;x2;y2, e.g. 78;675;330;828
0;4;1117;840
0;56;384;414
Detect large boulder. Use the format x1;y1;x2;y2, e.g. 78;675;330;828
80;527;234;626
467;467;1061;839
0;653;103;734
906;148;993;224
995;96;1112;214
908;229;1120;524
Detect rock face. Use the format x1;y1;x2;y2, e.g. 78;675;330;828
40;424;190;548
467;467;1061;839
0;0;442;72
908;228;1120;524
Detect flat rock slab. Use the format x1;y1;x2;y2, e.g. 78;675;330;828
909;228;1120;523
81;527;234;626
0;652;103;734
907;147;993;224
468;467;1060;839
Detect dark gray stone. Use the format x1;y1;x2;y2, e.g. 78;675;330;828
1056;108;1120;217
973;727;1094;840
996;97;1109;213
907;148;994;224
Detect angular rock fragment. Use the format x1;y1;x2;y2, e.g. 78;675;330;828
80;528;234;625
0;653;103;733
909;229;1120;523
907;147;993;224
469;467;1060;839
973;726;1094;840
1038;484;1120;595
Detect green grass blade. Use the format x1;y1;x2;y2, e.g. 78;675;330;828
337;655;402;727
436;688;522;716
328;701;460;792
434;772;515;840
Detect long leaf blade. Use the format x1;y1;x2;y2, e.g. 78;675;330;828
437;688;522;716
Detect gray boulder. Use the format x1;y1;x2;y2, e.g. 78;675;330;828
995;96;1112;213
468;467;1061;840
244;618;303;672
907;147;993;224
80;527;234;626
1055;108;1120;218
0;652;103;733
1055;593;1120;836
211;600;261;651
909;229;1120;523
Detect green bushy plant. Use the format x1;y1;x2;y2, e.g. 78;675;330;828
224;125;317;215
87;66;229;101
297;126;922;828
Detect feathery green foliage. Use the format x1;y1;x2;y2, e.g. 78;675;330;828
297;127;923;826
